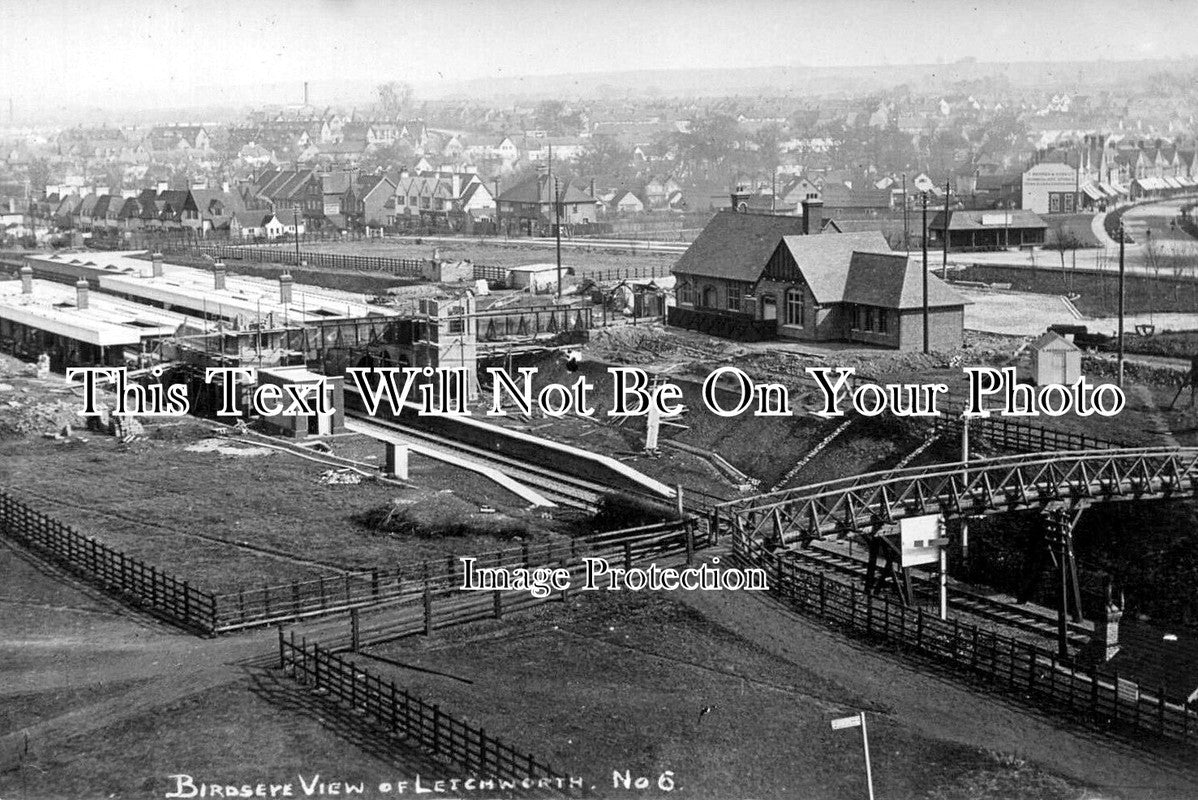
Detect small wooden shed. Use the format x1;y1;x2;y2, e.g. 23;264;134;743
1029;331;1082;385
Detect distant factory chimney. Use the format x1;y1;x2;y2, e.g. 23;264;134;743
801;199;824;235
304;81;309;106
214;261;226;291
151;252;164;277
75;279;89;310
279;273;293;305
19;264;32;294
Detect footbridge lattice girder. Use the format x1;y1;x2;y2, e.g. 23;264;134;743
720;448;1198;544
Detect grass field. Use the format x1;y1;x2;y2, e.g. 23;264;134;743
253;237;678;276
355;590;1085;799
0;422;574;592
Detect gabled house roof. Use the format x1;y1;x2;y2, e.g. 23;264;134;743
774;231;891;303
672;210;808;282
841;251;968;310
498;173;595;205
1029;330;1079;351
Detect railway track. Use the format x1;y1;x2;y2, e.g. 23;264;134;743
345;411;628;511
784;544;1091;647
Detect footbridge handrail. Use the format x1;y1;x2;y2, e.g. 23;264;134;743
720;447;1198;544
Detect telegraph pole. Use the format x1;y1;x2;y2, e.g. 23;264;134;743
922;192;929;354
554;176;563;298
293;208;301;267
1117;224;1126;387
902;173;909;252
942;179;951;279
548;143;562;298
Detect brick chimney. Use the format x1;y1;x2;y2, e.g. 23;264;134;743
802;199;824;235
279;273;293;305
75;279;89;310
19;264;33;294
151;252;164;277
214;261;226;291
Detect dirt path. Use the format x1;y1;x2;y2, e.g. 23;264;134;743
677;585;1198;800
0;541;277;771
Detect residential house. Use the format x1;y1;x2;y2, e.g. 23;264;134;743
230;211;268;240
263;212;304;239
777;175;821;208
147;125;211;153
643;176;682;209
251;168;324;227
496;173;598;235
358;174;397;228
818;184;892;218
609;189;646;215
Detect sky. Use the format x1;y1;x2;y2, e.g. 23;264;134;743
2;0;1197;113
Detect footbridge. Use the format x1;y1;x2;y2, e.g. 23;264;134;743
720;447;1198;545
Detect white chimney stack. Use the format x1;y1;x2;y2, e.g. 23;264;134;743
75;279;89;310
214;261;226;291
20;265;33;294
151;252;164;277
279;273;293;305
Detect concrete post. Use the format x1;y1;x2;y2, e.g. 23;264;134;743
385;441;410;480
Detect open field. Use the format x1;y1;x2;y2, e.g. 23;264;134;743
251;237;678;276
356;589;1109;799
0;348;582;594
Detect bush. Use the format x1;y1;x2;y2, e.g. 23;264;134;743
354;494;528;539
591;492;679;531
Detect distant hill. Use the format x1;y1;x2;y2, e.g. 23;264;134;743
421;58;1198;101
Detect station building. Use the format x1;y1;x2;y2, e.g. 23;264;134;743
0;267;194;370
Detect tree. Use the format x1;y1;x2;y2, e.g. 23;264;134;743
575;136;633;183
376;82;413;118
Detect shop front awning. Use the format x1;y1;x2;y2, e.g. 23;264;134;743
1081;183;1105;201
1110;181;1129;195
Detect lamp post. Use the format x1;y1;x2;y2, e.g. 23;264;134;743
921;192;929;354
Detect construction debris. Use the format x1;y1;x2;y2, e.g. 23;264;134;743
318;468;362;485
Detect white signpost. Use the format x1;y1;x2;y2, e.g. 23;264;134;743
831;712;875;800
899;513;949;619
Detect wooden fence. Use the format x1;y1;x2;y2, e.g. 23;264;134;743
162;241;428;276
0;484;700;636
932;414;1127;452
0;490;218;632
279;634;580;792
308;521;702;649
732;527;1198;747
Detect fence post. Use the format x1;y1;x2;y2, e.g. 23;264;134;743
423;579;433;636
351;608;360;653
182;580;191;623
624;541;632;571
292;581;300;614
685;522;694;567
278;626;285;668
